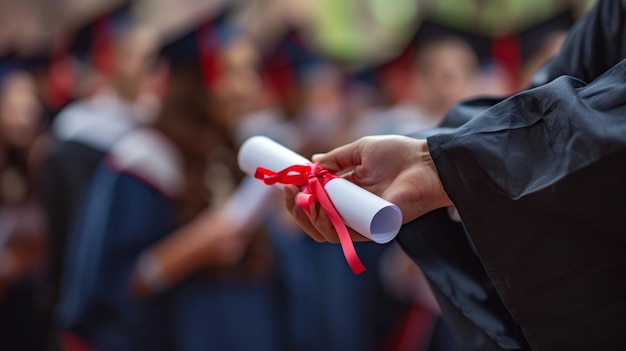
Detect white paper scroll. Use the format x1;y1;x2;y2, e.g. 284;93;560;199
220;175;275;232
238;136;402;244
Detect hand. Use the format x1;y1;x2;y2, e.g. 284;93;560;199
285;135;452;243
190;210;249;266
130;210;248;298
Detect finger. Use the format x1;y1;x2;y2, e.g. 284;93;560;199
340;164;370;186
284;186;328;242
347;227;372;242
129;268;152;299
283;185;299;209
311;139;363;172
291;204;327;243
311;206;341;243
285;185;370;243
217;240;247;265
314;207;372;243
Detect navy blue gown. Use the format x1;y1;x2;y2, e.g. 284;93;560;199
56;129;282;351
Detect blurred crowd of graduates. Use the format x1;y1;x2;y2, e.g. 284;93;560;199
0;0;595;350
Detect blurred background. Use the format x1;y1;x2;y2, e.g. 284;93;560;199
0;0;597;350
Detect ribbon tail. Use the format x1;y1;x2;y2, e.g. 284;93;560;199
310;179;366;274
296;193;314;218
331;216;367;274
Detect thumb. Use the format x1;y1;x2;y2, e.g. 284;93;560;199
311;140;362;172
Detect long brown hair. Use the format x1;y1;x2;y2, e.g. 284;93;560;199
153;62;272;279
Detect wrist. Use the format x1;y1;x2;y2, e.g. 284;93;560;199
135;250;168;294
418;139;453;210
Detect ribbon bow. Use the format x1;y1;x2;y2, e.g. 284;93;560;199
255;164;366;274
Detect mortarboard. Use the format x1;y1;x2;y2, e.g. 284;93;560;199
260;29;334;103
0;52;19;83
158;6;238;90
65;1;133;75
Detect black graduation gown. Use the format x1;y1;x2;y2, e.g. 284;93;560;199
398;1;626;350
427;56;626;351
397;208;529;351
41;141;104;300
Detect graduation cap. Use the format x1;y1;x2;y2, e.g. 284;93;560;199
0;46;76;114
411;19;492;64
158;7;239;90
260;29;332;103
65;1;133;75
348;64;378;90
0;52;20;83
342;33;419;106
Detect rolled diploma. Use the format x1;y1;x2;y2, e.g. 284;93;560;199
221;175;275;232
238;136;402;244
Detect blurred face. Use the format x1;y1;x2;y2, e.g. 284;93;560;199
113;28;160;101
0;72;42;148
416;43;477;114
212;37;262;129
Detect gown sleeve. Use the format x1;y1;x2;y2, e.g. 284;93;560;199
396;209;530;351
427;56;626;350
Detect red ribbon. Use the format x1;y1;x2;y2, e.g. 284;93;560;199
255;164;366;274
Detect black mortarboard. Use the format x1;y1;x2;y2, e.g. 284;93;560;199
158;7;237;89
0;52;20;82
411;19;492;63
260;29;331;101
65;1;132;73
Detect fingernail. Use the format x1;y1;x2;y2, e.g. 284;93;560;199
311;153;325;162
